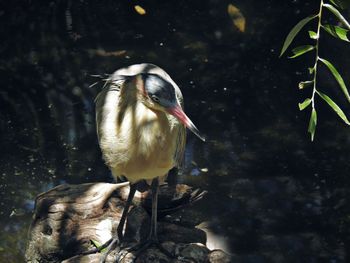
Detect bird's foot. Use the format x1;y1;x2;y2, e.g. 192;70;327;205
116;238;174;262
98;236;122;263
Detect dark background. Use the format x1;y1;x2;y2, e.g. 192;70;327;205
1;0;350;262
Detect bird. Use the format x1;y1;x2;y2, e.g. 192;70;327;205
94;63;205;261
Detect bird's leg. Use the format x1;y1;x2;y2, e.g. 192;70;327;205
117;178;174;261
98;183;137;263
117;183;138;242
147;178;175;257
148;176;159;242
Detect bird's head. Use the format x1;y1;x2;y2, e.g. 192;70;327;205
135;73;205;142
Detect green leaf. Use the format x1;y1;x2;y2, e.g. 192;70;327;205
299;80;314;89
323;3;350;29
90;239;106;252
288;45;315;58
329;0;350;10
299;98;312;110
308;30;318;39
308;108;317;141
317;90;350;125
319;57;350;103
330;0;341;8
91;239;101;248
308;67;315;74
322;24;349;42
280;15;318;57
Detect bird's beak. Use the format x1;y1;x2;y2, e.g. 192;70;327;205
167;105;205;142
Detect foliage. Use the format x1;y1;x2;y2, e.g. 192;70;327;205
90;239;107;252
280;0;350;141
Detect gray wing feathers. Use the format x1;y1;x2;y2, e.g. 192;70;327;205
174;124;186;168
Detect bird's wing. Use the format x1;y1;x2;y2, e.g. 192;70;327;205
95;78;124;137
174;121;186;169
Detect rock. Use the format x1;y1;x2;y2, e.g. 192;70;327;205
25;182;230;263
124;206;206;244
207;250;232;263
175;243;209;262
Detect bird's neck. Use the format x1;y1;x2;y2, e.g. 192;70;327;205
118;77;179;129
118;78;145;108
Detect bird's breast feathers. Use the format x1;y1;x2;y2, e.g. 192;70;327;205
99;99;179;182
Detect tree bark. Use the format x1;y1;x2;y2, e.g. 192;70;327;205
25;182;231;263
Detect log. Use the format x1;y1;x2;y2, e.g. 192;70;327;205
25;182;232;263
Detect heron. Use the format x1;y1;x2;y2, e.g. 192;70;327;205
95;63;205;261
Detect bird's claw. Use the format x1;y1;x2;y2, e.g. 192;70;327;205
99;237;122;263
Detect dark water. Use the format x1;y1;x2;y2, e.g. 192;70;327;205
1;0;350;262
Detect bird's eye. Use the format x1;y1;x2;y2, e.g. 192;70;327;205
151;95;160;103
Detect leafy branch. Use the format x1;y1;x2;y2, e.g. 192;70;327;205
280;0;350;141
